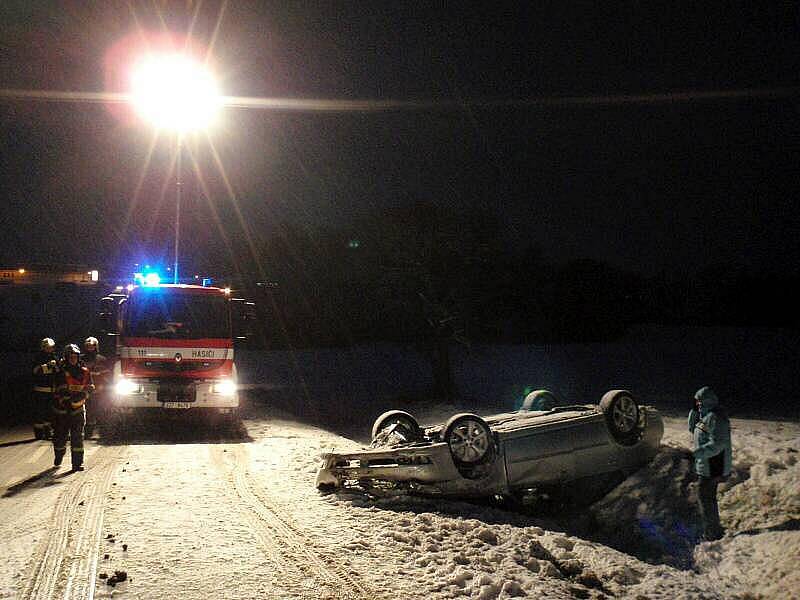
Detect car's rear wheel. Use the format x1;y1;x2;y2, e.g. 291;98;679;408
600;389;641;444
521;389;561;411
443;413;494;466
371;410;422;444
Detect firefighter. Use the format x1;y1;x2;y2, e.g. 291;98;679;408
52;344;93;471
31;337;58;440
81;336;108;437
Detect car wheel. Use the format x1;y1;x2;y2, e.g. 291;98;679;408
371;410;422;443
443;413;494;466
600;389;641;444
521;389;561;411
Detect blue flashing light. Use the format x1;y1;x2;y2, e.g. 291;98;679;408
134;272;161;286
202;277;213;287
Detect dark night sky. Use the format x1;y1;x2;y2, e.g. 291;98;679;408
1;2;799;278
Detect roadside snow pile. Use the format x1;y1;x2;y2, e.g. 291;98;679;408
693;531;800;600
717;421;800;532
587;443;701;567
334;497;652;599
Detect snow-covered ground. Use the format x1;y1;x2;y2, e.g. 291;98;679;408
2;397;796;599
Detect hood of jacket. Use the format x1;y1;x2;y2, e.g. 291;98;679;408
695;386;719;412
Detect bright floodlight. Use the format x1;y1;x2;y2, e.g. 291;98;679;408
131;54;221;131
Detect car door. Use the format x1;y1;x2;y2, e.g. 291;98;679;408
500;411;608;488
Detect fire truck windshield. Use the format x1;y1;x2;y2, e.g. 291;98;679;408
124;291;230;339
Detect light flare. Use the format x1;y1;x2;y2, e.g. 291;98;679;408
130;54;221;131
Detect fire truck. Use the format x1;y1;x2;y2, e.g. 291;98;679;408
97;276;254;427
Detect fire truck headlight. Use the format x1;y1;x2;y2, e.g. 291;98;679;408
115;378;141;396
211;379;236;396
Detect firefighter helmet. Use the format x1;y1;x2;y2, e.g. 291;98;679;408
40;337;56;351
84;336;99;350
63;343;81;358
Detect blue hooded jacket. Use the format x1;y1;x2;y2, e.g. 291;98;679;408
688;386;732;478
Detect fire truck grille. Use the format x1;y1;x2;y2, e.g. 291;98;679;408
143;360;225;372
158;380;196;402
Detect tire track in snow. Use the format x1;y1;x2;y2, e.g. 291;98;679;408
210;445;375;600
19;445;126;600
209;445;320;598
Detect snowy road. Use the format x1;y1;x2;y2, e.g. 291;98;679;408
1;400;798;599
0;406;375;600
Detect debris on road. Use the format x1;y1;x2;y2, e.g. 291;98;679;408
106;570;128;586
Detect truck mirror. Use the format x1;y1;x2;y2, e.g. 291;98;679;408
231;298;257;343
96;296;121;357
98;297;116;333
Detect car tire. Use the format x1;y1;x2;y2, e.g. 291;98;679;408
371;410;422;443
521;389;561;411
443;413;495;467
600;389;641;445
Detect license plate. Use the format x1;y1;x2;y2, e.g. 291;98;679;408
164;402;192;409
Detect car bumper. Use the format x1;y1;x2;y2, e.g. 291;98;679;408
111;380;239;409
317;442;462;487
317;442;508;496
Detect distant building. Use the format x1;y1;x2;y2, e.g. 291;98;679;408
0;266;99;286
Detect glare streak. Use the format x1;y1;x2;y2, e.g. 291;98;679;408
181;138;240;279
1;87;798;112
206;0;228;66
122;129;161;251
204;134;263;280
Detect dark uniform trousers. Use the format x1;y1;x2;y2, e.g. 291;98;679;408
52;407;86;468
32;390;53;431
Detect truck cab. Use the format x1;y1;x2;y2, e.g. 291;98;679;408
98;283;254;426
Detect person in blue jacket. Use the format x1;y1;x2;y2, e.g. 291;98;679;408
688;386;732;540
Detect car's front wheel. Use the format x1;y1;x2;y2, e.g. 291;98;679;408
600;389;641;444
371;410;422;444
521;389;561;411
443;413;494;466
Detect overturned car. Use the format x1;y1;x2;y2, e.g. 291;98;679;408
317;390;663;499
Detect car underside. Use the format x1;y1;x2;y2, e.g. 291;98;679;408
317;390;664;501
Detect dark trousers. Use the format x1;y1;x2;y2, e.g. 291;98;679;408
697;476;723;539
32;391;52;426
52;408;86;468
